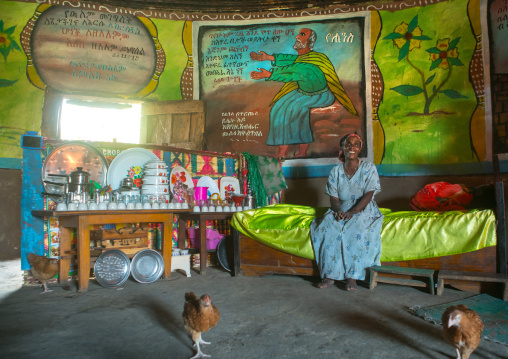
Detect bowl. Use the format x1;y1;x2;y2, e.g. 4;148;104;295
131;249;164;284
143;169;168;177
142;176;169;185
141;184;170;195
144;160;168;169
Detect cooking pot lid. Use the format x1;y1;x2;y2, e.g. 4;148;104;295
70;167;90;176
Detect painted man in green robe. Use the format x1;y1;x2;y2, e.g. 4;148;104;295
250;28;358;157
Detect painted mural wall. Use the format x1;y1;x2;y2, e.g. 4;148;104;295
0;1;186;168
375;0;488;169
0;0;497;177
194;15;370;159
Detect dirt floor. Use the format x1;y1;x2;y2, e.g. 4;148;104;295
0;263;507;359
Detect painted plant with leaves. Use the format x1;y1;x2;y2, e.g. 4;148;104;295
0;19;21;88
383;15;466;115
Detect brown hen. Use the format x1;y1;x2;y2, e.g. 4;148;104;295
27;253;59;294
182;292;220;359
442;304;484;359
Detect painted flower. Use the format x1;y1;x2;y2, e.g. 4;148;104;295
0;31;11;47
0;20;21;62
171;171;187;184
393;22;423;51
133;178;142;187
427;38;463;70
383;16;431;61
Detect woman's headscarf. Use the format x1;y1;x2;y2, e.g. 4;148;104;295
338;132;363;162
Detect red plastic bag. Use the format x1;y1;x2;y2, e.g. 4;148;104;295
410;182;473;211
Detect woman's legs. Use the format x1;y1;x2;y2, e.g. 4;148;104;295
346;278;357;291
316;278;334;289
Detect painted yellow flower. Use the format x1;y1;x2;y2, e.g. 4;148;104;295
427;37;463;70
0;20;21;62
0;32;11;48
393;22;424;51
383;16;430;61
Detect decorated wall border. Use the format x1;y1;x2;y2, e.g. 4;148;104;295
15;0;452;21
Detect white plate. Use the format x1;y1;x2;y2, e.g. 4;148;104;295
170;166;194;192
196;176;220;198
220;176;240;203
107;148;159;190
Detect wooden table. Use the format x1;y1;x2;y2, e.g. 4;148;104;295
32;209;190;292
178;212;234;274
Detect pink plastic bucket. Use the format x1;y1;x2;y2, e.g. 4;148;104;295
194;186;208;202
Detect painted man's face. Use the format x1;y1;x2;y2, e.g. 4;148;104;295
293;28;311;50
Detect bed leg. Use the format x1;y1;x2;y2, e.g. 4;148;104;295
436;278;444;296
232;228;241;277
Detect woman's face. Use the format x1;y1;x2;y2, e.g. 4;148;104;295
342;136;362;160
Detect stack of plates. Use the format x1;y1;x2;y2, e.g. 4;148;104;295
142;159;170;203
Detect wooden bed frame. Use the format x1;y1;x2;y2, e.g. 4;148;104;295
232;182;507;292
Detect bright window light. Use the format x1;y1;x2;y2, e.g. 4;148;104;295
60;98;142;143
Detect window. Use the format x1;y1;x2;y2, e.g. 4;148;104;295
59;97;142;144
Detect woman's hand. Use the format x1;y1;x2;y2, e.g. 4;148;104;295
333;210;357;221
338;211;355;220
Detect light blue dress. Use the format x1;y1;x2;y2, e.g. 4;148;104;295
310;161;383;281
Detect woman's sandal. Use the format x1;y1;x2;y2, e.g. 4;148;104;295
316;278;334;289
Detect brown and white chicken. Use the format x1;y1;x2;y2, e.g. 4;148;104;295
442;304;484;359
27;253;59;294
182;292;220;359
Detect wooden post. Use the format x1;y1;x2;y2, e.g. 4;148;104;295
232;228;241;276
495;181;507;275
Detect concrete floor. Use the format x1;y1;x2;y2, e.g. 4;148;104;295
0;261;507;359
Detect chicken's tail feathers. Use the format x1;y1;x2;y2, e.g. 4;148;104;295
185;291;197;302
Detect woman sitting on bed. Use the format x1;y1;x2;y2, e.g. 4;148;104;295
310;133;384;291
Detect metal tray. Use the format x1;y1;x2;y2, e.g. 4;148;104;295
42;142;108;203
131;249;164;284
217;237;233;272
94;250;131;288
